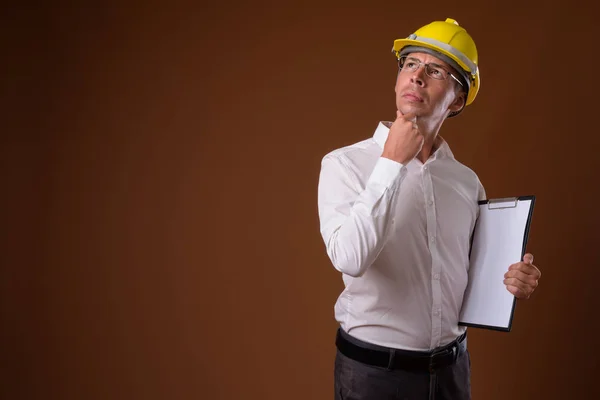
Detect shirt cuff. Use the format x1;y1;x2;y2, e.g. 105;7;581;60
367;157;407;187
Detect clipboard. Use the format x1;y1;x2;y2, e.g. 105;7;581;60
458;195;536;332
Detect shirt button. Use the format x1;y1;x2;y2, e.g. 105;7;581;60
433;273;440;280
428;200;434;206
423;166;428;171
430;236;436;243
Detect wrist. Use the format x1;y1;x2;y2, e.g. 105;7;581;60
382;151;408;165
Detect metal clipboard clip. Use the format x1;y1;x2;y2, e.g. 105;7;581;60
488;197;518;210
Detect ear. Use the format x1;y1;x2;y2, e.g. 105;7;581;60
448;90;466;113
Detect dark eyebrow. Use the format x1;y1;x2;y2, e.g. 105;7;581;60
405;56;447;70
428;62;447;70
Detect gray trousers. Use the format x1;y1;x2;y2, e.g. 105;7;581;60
334;333;472;400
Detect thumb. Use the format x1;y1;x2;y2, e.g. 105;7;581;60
523;253;534;264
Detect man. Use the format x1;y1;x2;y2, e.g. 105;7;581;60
317;18;541;399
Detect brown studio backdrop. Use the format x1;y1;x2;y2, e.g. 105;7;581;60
2;2;599;399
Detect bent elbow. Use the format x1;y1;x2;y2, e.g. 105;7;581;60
324;228;375;278
328;249;369;278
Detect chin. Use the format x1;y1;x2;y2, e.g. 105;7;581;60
398;104;423;117
398;106;423;117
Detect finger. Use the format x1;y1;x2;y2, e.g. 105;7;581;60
504;276;538;293
504;271;539;288
505;276;538;298
506;264;538;277
508;262;541;278
505;278;534;298
508;254;534;269
504;270;539;286
400;112;416;122
509;260;537;272
506;285;529;299
503;276;528;291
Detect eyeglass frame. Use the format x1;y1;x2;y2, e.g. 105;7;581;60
397;55;464;87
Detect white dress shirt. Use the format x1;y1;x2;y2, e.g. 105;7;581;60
318;121;486;351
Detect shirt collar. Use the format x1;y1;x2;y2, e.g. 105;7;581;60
372;121;455;160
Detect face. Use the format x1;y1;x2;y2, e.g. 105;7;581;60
394;52;466;123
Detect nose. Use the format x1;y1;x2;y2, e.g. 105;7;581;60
410;66;426;87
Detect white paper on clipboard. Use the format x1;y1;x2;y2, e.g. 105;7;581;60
459;196;535;332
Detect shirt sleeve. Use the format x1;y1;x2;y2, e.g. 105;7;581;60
475;178;487;220
317;154;408;277
477;179;487;201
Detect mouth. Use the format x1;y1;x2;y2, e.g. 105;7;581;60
402;92;424;102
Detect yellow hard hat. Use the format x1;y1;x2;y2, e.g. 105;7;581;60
392;18;480;109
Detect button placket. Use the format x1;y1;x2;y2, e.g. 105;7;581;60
423;163;442;348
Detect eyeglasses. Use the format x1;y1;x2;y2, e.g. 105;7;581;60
398;56;463;87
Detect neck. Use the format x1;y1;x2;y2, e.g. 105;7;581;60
416;135;437;163
415;119;444;163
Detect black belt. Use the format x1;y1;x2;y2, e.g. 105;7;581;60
335;328;467;372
